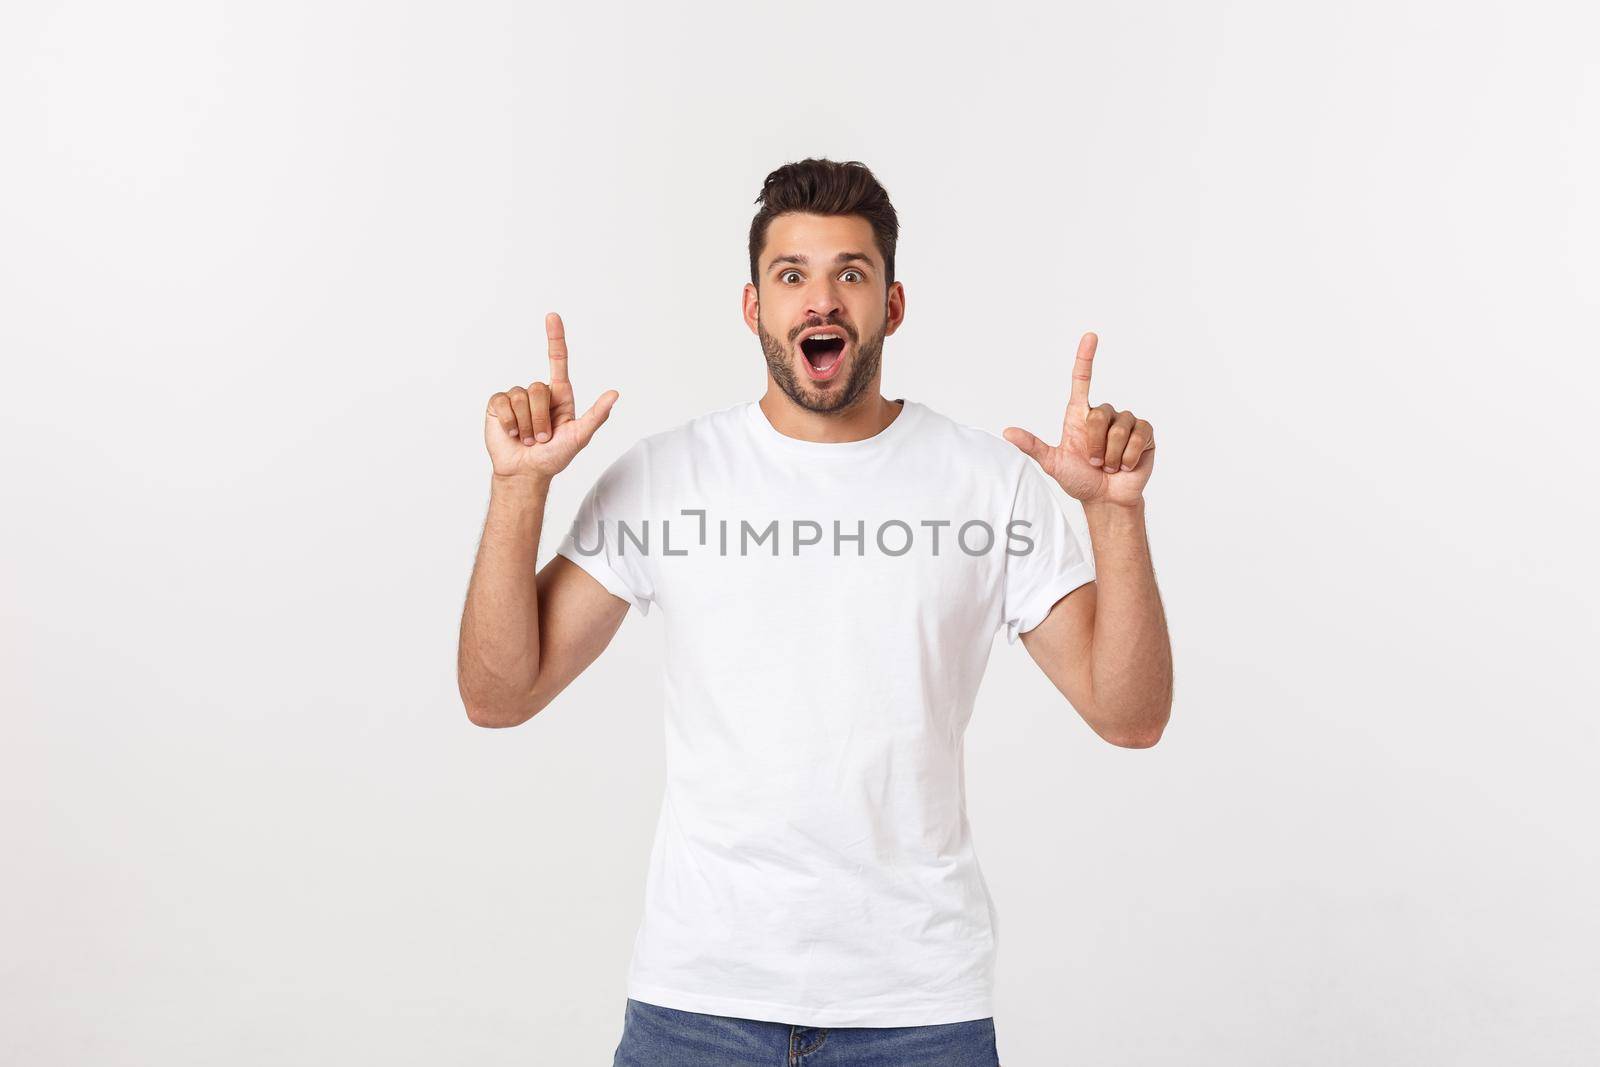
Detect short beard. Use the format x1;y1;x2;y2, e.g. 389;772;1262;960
757;310;886;415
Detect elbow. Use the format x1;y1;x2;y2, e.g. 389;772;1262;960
464;704;532;729
459;680;544;729
1097;700;1171;749
1105;728;1164;749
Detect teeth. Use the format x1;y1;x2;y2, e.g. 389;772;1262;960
807;333;842;341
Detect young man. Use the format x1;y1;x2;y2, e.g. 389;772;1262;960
457;159;1172;1065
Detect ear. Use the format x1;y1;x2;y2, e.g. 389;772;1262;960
742;282;760;335
884;280;906;337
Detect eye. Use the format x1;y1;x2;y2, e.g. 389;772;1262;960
841;269;864;283
780;270;802;284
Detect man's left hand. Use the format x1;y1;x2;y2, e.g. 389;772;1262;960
1003;332;1154;507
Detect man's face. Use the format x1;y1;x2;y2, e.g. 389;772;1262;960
742;213;905;414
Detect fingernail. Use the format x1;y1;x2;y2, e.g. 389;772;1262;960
1090;456;1102;466
1120;463;1132;471
522;436;534;445
536;432;549;442
1103;465;1115;472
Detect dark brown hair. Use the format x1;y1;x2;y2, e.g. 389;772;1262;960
748;158;899;288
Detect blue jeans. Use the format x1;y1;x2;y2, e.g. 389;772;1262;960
611;998;1002;1066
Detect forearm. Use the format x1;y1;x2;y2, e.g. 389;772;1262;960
1081;498;1172;744
458;473;552;724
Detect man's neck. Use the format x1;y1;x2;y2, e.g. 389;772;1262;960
757;388;903;444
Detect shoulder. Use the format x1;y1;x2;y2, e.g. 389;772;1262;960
906;400;1031;479
651;400;749;448
632;400;748;459
585;400;748;479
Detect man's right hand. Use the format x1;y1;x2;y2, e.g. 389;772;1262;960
484;312;619;483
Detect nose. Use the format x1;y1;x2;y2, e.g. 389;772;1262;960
802;279;844;322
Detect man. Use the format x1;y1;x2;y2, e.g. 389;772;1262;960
457;158;1172;1066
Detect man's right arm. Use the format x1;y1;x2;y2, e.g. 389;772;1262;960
456;310;625;729
457;473;628;728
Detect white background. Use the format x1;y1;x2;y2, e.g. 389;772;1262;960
4;1;1597;1063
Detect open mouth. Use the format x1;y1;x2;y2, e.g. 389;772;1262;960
798;330;848;381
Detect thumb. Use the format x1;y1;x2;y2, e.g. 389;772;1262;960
572;389;620;448
1002;426;1050;464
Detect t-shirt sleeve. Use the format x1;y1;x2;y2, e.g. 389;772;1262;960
553;442;656;617
999;461;1097;644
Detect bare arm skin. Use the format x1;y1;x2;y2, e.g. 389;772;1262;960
457;477;629;727
1004;332;1174;748
1019;500;1172;747
456;313;626;728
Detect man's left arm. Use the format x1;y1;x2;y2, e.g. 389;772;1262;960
1003;332;1173;748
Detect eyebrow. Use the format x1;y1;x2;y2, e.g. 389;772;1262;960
766;251;875;274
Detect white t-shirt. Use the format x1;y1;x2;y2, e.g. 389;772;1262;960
553;397;1097;1027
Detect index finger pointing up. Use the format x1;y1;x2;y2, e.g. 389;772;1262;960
546;311;570;385
1068;331;1098;418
